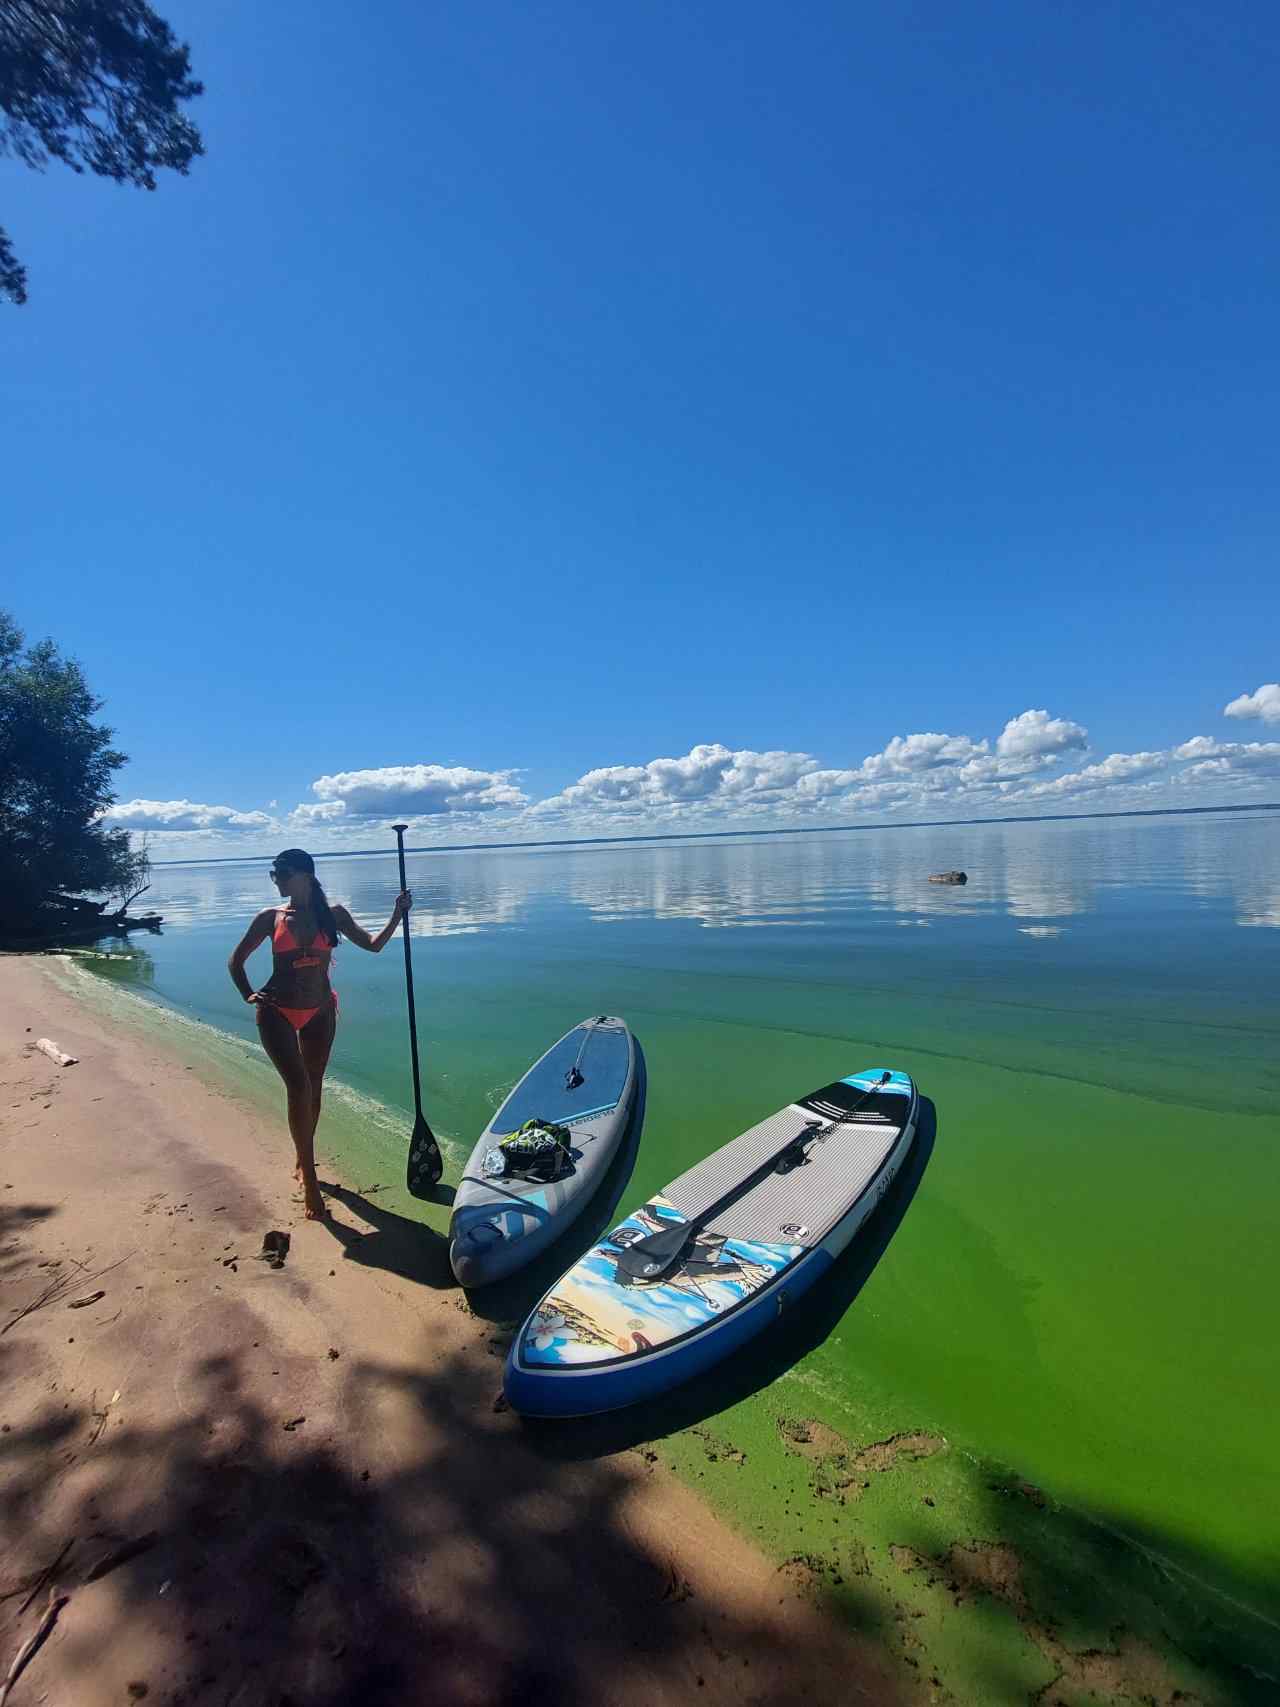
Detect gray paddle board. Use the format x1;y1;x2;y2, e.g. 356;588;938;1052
449;1016;637;1286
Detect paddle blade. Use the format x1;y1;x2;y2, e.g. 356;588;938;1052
613;1218;690;1281
406;1112;443;1198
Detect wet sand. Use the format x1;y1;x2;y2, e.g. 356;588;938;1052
0;955;906;1707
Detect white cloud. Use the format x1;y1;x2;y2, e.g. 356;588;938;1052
715;748;817;797
103;799;274;833
522;706;1267;834
308;764;527;817
793;767;865;802
290;800;347;824
839;711;1087;799
995;708;1089;767
1219;742;1280;776
1172;740;1280;780
1224;683;1280;725
858;731;988;779
1086;751;1166;781
1017;751;1168;800
104;696;1280;861
534;744;816;818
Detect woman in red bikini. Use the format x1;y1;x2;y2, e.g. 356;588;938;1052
227;848;411;1220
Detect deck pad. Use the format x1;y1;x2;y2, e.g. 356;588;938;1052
660;1069;914;1244
489;1021;632;1135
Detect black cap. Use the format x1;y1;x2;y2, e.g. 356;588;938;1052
272;847;315;875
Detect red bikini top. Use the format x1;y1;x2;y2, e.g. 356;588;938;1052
273;909;335;969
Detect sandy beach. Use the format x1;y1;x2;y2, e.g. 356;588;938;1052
0;955;907;1707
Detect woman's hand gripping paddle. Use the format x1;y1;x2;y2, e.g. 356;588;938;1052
392;824;444;1196
614;1071;892;1282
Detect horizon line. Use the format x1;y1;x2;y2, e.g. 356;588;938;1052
149;798;1280;868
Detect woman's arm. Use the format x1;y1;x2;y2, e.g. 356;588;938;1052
333;891;411;953
227;909;276;1001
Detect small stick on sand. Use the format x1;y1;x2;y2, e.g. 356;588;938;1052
16;1540;74;1616
82;1531;159;1585
2;1266;87;1336
3;1252;134;1336
0;1590;70;1707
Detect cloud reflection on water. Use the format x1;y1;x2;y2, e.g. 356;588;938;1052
143;812;1280;938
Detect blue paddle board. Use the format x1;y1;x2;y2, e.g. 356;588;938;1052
504;1068;918;1417
450;1017;638;1286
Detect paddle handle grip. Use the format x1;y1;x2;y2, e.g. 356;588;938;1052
392;824;424;1121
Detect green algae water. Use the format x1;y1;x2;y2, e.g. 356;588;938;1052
79;810;1280;1681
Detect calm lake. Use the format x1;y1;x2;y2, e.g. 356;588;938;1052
82;809;1280;1619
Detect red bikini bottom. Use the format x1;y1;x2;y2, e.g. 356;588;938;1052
260;992;338;1033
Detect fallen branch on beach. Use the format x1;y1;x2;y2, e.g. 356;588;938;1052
33;1037;77;1066
83;1531;159;1584
2;1253;136;1337
1;1262;89;1335
0;1590;69;1707
16;1541;74;1617
0;1542;74;1615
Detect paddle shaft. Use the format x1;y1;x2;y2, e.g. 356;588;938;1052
391;824;425;1121
617;1071;892;1280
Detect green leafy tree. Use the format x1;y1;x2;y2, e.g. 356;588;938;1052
0;608;144;931
0;0;204;304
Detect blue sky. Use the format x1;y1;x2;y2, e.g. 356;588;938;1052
3;0;1278;856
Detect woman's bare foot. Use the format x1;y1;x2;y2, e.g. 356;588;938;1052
302;1178;327;1219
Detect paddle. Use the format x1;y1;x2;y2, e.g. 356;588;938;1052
391;823;444;1197
614;1071;892;1282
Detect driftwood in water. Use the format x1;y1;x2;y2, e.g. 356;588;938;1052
928;870;968;885
0;911;163;951
55;911;162;941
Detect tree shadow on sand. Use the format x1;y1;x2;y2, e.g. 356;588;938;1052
0;1201;58;1282
0;1342;906;1707
2;1084;1273;1707
521;1096;938;1461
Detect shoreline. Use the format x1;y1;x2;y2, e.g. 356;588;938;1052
3;955;1276;1705
46;949;459;1196
0;954;904;1707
